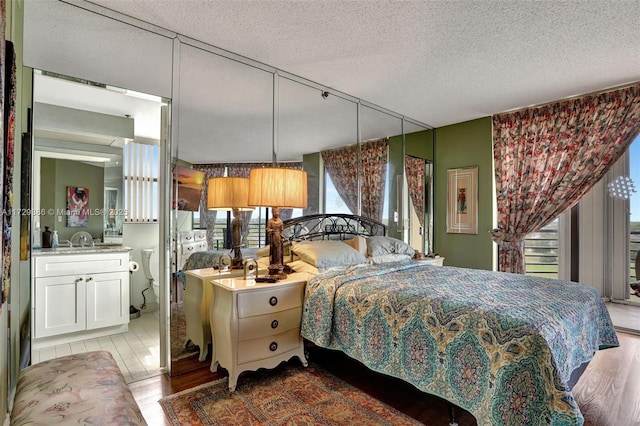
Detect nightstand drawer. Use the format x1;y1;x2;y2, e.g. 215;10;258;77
237;328;301;364
238;307;302;341
237;285;304;318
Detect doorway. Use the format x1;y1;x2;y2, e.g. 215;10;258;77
29;71;166;383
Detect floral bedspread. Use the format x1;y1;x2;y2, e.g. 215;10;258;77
301;262;619;426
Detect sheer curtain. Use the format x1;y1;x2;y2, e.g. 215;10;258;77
322;138;388;221
492;84;640;273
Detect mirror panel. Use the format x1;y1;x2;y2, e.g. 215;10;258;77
278;77;357;215
404;121;434;254
177;44;274;164
171;46;276;374
33;74;130;244
360;104;402;236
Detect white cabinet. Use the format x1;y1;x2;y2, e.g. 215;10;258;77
33;252;129;339
175;230;209;270
209;273;309;391
183;267;266;362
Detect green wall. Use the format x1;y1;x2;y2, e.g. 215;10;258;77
434;117;495;270
40;158;105;242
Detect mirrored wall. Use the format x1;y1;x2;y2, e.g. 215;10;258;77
171;38;434;374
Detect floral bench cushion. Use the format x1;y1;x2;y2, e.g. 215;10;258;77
10;350;147;425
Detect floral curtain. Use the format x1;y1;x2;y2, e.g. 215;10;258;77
227;164;256;247
192;164;224;250
321;144;359;214
492;84;640;274
322;138;388;221
404;155;425;228
360;139;389;221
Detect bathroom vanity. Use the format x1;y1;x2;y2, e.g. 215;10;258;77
31;246;132;348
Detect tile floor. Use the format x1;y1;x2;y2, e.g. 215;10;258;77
606;300;640;334
32;311;163;384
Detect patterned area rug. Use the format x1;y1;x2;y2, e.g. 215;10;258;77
159;363;422;425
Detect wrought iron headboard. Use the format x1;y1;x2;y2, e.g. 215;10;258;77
282;214;387;242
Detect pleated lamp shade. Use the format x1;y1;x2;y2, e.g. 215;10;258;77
248;168;308;208
207;177;254;211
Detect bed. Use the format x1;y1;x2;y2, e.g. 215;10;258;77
281;214;619;426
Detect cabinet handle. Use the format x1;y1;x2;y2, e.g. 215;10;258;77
75;277;84;284
269;296;278;306
269;341;278;352
86;277;93;282
271;319;279;329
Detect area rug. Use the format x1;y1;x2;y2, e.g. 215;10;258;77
159;363;422;425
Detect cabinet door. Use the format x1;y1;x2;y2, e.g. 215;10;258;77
85;271;129;330
34;275;86;338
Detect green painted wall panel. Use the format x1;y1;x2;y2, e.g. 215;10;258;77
434;117;494;270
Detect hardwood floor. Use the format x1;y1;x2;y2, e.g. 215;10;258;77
573;332;640;426
129;332;640;425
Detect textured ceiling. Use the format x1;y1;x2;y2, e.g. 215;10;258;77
87;0;640;128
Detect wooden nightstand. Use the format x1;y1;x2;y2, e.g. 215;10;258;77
183;267;265;362
413;256;445;266
209;272;310;391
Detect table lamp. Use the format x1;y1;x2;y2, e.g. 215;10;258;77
248;168;308;279
207;177;253;269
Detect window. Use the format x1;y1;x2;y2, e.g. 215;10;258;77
525;219;559;279
123;142;160;222
325;173;353;214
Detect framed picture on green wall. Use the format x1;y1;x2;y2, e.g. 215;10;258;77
446;167;478;234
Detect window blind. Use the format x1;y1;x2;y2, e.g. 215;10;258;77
124;142;159;222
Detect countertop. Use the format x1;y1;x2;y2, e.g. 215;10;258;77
33;245;132;256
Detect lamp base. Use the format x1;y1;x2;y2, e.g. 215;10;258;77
267;273;288;281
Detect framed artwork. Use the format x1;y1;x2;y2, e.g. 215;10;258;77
67;186;90;227
447;166;478;234
172;165;204;211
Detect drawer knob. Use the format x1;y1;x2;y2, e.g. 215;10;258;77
269;296;278;306
75;277;84;284
269;341;278;352
271;319;279;329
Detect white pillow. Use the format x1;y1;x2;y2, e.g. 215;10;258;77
256;246;270;258
369;253;412;265
343;235;368;257
366;236;415;257
292;240;368;269
288;260;320;275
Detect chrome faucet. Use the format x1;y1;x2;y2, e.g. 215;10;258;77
62;240;73;248
79;235;95;248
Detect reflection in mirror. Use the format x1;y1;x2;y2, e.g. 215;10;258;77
278;76;357;216
359;104;402;236
33;82;130;244
404;121;434;255
171;44;274;375
31;71;166;382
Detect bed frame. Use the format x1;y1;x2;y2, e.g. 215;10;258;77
283;213;386;242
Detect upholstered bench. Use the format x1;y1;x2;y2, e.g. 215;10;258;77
10;350;147;425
